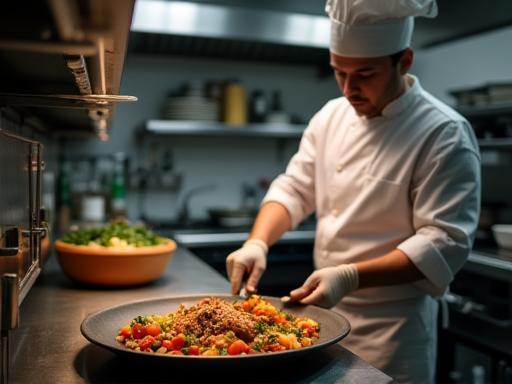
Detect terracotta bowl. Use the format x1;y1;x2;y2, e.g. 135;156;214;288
55;239;177;286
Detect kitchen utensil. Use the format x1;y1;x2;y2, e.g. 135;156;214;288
55;239;176;286
208;208;257;228
239;284;248;299
81;294;350;364
492;224;512;249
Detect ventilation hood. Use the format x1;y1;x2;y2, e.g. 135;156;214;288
129;0;331;66
129;0;512;65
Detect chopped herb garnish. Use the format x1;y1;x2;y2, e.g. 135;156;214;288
185;332;198;347
131;315;148;326
254;322;269;334
267;334;278;344
251;341;263;351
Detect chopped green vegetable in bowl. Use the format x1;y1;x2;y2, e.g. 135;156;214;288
60;222;166;248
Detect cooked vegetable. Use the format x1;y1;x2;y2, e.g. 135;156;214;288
116;295;320;356
60;222;166;247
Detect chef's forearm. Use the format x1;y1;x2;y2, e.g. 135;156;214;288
355;249;425;289
248;201;292;247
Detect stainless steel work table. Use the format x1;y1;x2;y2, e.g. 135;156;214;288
10;247;392;383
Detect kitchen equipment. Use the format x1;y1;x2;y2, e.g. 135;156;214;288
450;82;512;107
208;208;257;228
0;129;46;383
491;224;512;249
249;89;268;123
54;239;176;286
265;90;290;124
162;95;218;121
80;294;350;364
222;80;247;126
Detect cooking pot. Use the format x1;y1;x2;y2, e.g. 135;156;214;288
208;208;257;228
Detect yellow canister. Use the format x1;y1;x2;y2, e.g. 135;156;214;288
223;81;247;126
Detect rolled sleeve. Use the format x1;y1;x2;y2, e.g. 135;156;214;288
398;231;454;296
263;181;307;229
399;121;480;297
261;116;320;229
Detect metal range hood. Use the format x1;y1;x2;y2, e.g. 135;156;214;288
129;0;331;65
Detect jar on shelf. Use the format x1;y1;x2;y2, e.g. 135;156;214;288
249;89;268;123
223;79;247;126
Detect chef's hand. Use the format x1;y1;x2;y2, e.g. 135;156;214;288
226;239;268;295
289;264;359;308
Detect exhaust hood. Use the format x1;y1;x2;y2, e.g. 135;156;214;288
129;0;512;64
129;0;331;65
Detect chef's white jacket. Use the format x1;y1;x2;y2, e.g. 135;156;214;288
263;75;481;305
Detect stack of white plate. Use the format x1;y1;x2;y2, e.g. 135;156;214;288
162;96;219;121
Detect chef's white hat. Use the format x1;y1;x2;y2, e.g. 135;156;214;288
326;0;438;57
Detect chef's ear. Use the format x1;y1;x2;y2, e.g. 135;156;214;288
399;48;414;75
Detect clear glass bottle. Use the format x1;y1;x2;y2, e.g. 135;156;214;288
80;159;106;224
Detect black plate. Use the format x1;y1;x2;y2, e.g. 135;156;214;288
81;294;350;364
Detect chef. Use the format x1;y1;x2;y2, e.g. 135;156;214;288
226;0;481;382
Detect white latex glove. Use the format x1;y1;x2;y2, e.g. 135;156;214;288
289;264;359;308
226;239;268;295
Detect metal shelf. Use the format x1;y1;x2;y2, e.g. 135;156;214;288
145;120;306;138
478;138;512;149
458;104;512;119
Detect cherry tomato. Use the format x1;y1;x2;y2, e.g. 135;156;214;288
242;301;251;312
171;334;186;350
273;315;287;324
132;323;146;339
119;325;131;338
161;340;173;350
138;335;155;350
227;340;250;355
188;345;200;355
145;323;161;337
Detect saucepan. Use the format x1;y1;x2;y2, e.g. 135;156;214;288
208;207;258;228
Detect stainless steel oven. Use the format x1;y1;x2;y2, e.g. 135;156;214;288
437;245;512;383
0;128;46;383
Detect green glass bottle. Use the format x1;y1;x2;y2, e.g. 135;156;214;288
111;152;127;219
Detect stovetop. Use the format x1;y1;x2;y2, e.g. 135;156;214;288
147;218;317;235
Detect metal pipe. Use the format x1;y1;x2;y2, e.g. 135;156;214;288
47;0;83;41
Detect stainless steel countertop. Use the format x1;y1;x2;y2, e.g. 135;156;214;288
10;247;392;383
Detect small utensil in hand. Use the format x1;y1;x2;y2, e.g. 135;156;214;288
280;295;291;303
239;285;248;299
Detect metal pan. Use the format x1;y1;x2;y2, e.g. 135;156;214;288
208;208;257;228
81;294;350;367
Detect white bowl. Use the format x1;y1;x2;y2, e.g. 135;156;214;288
491;224;512;250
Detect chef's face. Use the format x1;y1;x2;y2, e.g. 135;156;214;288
330;49;412;118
